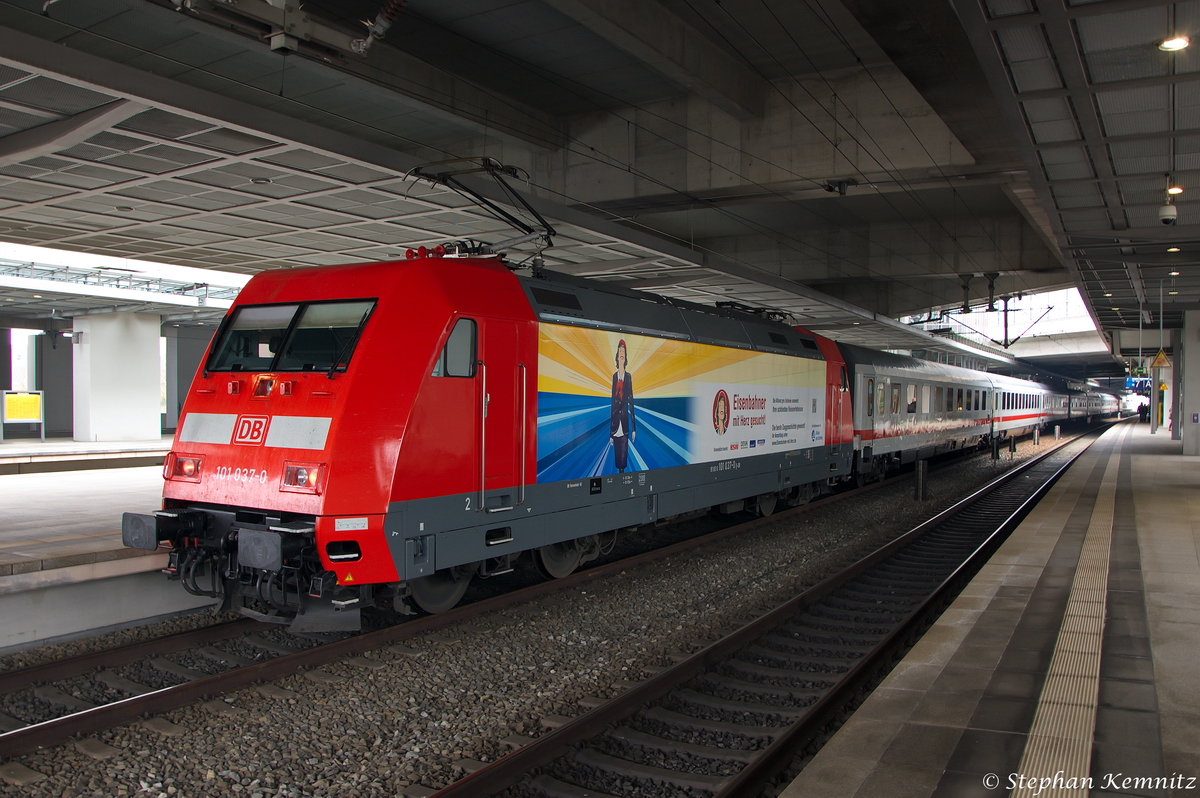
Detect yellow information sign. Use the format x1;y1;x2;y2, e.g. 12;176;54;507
2;392;41;422
1150;349;1171;369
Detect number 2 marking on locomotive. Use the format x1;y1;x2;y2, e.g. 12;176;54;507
465;497;471;511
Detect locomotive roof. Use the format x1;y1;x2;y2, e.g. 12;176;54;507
837;341;1061;391
519;268;823;360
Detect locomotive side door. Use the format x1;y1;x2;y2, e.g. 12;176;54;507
480;319;520;510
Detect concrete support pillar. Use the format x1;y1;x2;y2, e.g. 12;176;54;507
35;332;73;438
1172;328;1182;441
73;313;162;442
163;325;214;431
1151;377;1160;434
0;330;10;391
1183;312;1200;455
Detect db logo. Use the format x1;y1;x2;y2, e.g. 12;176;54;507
233;415;270;445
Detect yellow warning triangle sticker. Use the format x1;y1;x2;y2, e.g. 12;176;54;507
343;573;354;582
1150;349;1171;369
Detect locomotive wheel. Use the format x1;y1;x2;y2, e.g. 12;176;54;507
536;541;582;579
408;567;472;614
756;493;778;517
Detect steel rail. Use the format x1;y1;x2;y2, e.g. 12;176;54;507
711;431;1107;798
0;461;899;759
424;428;1101;798
0;426;1092;761
0;620;260;696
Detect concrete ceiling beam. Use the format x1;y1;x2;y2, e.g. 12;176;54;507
582;167;1029;217
2;3;564;153
539;0;767;120
0;99;148;169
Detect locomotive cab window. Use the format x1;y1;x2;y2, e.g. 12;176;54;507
208;300;375;373
276;301;374;372
432;318;477;378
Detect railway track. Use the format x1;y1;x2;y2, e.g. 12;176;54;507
423;431;1099;798
0;428;1090;764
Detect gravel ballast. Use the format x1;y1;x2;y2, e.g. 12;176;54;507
0;440;1061;797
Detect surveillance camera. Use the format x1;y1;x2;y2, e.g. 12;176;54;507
1160;203;1178;225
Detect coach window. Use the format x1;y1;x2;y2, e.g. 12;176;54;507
934;386;944;413
947;387;955;412
877;383;886;416
954;388;962;411
974;391;981;411
866;379;874;416
890;384;901;415
432;318;477;377
906;384;917;413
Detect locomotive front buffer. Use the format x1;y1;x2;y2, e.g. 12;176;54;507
122;508;368;633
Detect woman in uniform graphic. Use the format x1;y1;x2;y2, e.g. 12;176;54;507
610;339;636;473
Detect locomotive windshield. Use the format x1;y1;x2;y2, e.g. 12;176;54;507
207;299;376;373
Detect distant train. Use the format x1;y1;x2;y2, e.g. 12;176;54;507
123;253;1118;631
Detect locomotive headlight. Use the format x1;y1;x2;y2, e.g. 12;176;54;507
165;454;203;482
281;462;324;494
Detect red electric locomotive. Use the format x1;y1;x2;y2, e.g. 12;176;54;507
124;253;857;631
124;244;1117;631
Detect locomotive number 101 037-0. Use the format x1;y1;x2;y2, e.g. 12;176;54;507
212;465;269;484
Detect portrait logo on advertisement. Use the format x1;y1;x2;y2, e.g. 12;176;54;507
233;415;269;445
713;390;730;435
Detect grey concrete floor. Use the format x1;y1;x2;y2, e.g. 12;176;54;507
0;465;162;546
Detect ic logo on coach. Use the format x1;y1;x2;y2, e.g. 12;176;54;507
233;415;270;445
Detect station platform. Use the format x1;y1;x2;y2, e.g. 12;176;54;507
0;464;211;651
781;421;1196;798
0;435;172;475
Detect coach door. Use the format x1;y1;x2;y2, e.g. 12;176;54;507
479;319;520;512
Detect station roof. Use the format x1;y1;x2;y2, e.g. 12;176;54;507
0;0;1174;378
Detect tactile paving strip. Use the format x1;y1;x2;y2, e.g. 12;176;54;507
1010;429;1125;798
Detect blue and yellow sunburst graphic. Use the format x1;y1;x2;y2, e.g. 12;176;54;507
535;325;760;481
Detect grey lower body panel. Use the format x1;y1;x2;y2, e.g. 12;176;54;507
385;448;851;581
